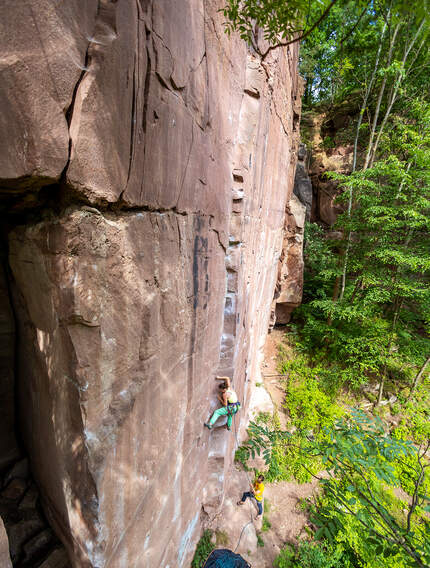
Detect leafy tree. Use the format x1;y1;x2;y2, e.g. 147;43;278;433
297;100;430;399
222;0;341;58
245;411;430;567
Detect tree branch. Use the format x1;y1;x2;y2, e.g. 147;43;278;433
261;0;339;60
339;0;371;46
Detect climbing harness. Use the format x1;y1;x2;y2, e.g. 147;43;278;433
227;401;241;416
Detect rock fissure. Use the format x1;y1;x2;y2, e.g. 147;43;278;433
211;226;227;253
176;121;195;209
60;3;101;188
126;52;138;186
207;14;238;74
138;37;152;204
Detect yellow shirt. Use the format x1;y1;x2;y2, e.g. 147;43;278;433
253;482;264;501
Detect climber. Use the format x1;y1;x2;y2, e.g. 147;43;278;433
204;376;240;431
237;474;265;519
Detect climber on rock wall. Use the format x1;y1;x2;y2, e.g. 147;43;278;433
204;376;240;431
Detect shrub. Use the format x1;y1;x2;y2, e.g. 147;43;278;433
274;541;346;568
235;445;251;471
261;515;271;532
274;543;295;567
282;358;344;433
191;530;215;568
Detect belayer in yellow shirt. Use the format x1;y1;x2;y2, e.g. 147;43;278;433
237;475;265;518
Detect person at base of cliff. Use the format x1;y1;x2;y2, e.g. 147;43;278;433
237;475;265;519
204;376;240;431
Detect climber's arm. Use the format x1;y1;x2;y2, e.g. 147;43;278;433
216;376;231;388
217;391;228;406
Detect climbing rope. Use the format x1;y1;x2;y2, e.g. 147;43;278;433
202;377;260;563
231;408;256;554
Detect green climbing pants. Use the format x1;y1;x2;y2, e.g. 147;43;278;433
209;405;239;428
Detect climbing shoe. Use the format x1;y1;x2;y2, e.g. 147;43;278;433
227;426;231;431
204;423;213;430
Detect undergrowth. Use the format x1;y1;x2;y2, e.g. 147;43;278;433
236;333;430;568
274;541;348;568
191;530;215;568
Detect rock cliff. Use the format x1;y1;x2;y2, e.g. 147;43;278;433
301;110;355;226
0;1;301;566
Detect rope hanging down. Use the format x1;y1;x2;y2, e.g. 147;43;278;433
202;376;261;565
232;411;255;554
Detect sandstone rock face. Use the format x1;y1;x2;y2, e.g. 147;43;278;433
271;144;309;326
302;113;352;226
273;194;306;324
0;0;98;192
293;144;312;220
1;1;301;566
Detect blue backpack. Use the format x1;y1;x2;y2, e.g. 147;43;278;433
203;548;251;567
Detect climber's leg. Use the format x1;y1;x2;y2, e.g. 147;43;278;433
227;412;233;430
205;406;229;429
237;492;252;505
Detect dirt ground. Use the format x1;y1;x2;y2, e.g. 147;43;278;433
260;328;291;427
209;327;318;567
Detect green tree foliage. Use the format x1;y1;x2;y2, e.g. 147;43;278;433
246;411;430;567
300;2;430;106
238;380;343;483
222;0;342;55
298;101;430;397
274;541;348;568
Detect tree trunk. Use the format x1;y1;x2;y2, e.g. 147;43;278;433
408;355;430;400
338;19;388;302
327;275;341;326
363;22;400;171
369;20;426;167
377;298;401;406
349;277;363;303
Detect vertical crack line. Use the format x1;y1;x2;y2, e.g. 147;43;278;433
64;44;91;128
202;1;210;128
120;0;142;204
176;121;195;209
186;233;200;422
60;0;101;184
139;31;152;203
126;53;137;186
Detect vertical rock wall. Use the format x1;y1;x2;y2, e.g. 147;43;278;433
0;1;301;566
